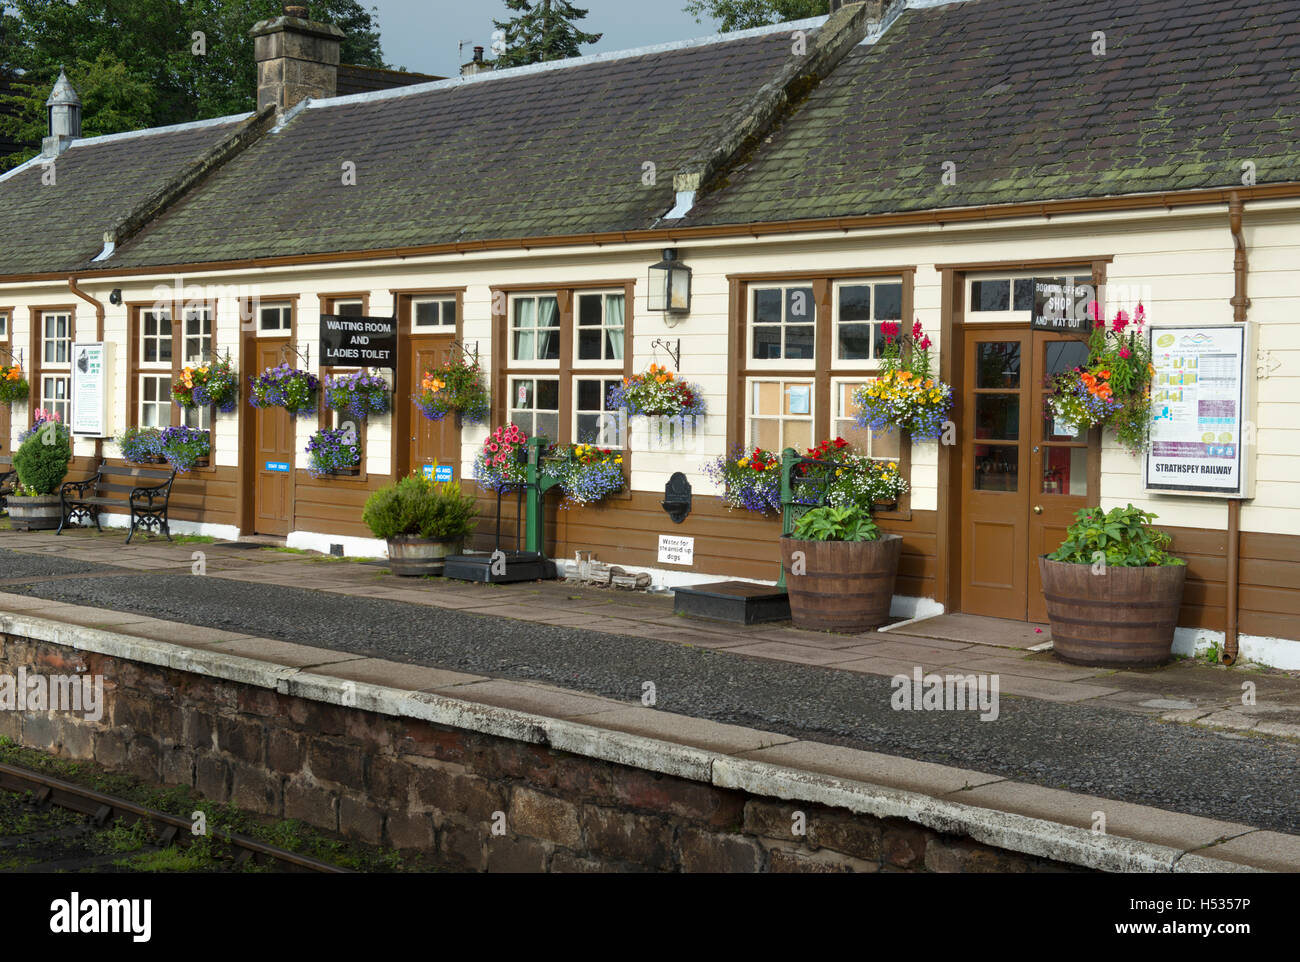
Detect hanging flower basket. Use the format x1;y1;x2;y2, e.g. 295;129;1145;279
545;443;624;509
159;425;210;473
853;321;953;441
414;356;490;425
249;364;319;418
174;353;239;413
473;424;530;492
117;426;166;464
0;363;29;405
606;364;705;419
1046;303;1154;456
704;445;783;514
306;426;361;478
325;370;392;420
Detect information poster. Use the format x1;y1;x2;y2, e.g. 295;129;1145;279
71;342;110;437
1144;325;1249;496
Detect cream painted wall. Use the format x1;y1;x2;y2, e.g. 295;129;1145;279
4;199;1297;538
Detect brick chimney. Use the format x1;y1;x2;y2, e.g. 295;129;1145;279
249;4;345;114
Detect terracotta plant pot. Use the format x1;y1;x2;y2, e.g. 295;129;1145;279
387;535;462;576
8;494;62;531
779;533;901;632
1039;556;1187;668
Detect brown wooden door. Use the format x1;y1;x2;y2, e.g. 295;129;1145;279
961;330;1031;618
407;335;460;479
253;340;293;535
1027;334;1094;622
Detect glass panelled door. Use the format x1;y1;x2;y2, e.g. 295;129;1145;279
961;332;1031;618
1028;334;1094;623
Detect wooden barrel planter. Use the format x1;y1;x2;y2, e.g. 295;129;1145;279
7;495;62;531
1039;557;1187;668
779;534;901;632
386;535;461;577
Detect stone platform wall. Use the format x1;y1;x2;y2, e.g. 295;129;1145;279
0;633;1082;873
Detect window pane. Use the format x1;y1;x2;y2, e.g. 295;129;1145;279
838;285;871;322
537;328;559;361
578;294;602;326
1043;446;1087;496
538;297;559;326
536;379;559;411
513;330;534;361
975;394;1019;440
972;280;1010;312
974;444;1017;491
976;342;1021;388
784;324;814;359
414;301;439;326
784;419;811;450
1044;340;1089;378
838;322;873;360
751;418;779;451
875;283;902;320
144;378;157;402
872;428;901;460
576;414;601;442
510;412;531;436
1013;278;1035;312
513;298;535;327
337;302;364;316
578;328;602;361
512;379;533;409
159;337;172;363
753;325;781;360
753;381;779;415
536;413;558;441
754;289;782;323
440;300;456;325
577;379;601;410
786;287;814;323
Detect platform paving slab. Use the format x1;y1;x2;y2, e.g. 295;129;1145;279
576;707;800;756
736;740;1006;797
180;635;367;669
430;678;632;719
887;612;1051;649
309;657;486;691
1195;831;1300;873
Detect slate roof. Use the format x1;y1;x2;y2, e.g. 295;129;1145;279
336;64;444;96
686;0;1300;225
98;28;806;271
0;116;246;275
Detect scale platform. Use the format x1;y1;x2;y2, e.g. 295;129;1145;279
673;581;790;625
443;550;557;584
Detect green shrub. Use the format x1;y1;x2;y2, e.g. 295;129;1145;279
1047;504;1185;567
363;470;478;542
790;504;880;543
13;423;71;496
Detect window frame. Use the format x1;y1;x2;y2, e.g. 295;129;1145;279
572;373;625;447
127;298;218;441
411;296;456;331
572;289;627;369
965;269;1095;325
745;376;817;455
508;292;562;368
747;283;818;370
830;278;905;371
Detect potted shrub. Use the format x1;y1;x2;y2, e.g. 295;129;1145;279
363;471;478;576
10;417;72;531
159;425;210;473
779;503;901;632
306;427;361;478
117;426;165;464
1040;504;1187;668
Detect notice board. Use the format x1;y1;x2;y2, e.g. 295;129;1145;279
70;341;112;438
1143;324;1254;498
319;315;397;368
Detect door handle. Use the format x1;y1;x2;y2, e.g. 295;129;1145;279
1033;505;1043;514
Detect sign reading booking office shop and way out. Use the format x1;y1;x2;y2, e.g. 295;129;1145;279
1144;324;1254;497
319;315;397;368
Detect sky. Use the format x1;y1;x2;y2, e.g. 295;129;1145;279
371;0;723;77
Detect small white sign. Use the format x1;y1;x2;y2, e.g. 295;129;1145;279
658;534;694;566
71;341;112;437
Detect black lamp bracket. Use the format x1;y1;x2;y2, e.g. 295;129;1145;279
650;337;681;369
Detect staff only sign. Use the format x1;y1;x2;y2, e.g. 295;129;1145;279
319;315;397;367
1143;324;1255;497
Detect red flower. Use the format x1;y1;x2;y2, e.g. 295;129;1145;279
912;320;923;340
918;336;932;350
1112;310;1130;333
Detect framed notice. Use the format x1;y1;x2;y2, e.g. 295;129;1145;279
70;341;112;438
657;534;694;566
1143;324;1255;498
319;315;397;368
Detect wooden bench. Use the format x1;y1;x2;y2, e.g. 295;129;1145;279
0;455;13;514
58;462;177;543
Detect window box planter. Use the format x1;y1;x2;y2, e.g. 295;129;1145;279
7;494;61;531
779;533;901;632
1039;557;1186;668
330;465;361;477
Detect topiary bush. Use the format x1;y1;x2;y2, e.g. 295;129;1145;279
13;422;72;496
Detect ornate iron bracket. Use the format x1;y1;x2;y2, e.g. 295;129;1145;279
280;343;310;368
650;337;681;369
0;346;23;368
447;340;480;366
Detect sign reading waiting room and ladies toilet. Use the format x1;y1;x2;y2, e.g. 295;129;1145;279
1144;323;1255;498
319;315;397;368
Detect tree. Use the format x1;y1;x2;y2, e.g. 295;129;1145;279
492;0;601;69
684;0;827;32
0;0;387;167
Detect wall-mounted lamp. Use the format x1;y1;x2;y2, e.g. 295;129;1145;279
648;249;691;316
109;289;122;305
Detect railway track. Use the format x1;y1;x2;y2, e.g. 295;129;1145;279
0;761;349;873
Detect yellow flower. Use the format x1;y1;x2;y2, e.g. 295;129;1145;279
738;457;750;468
